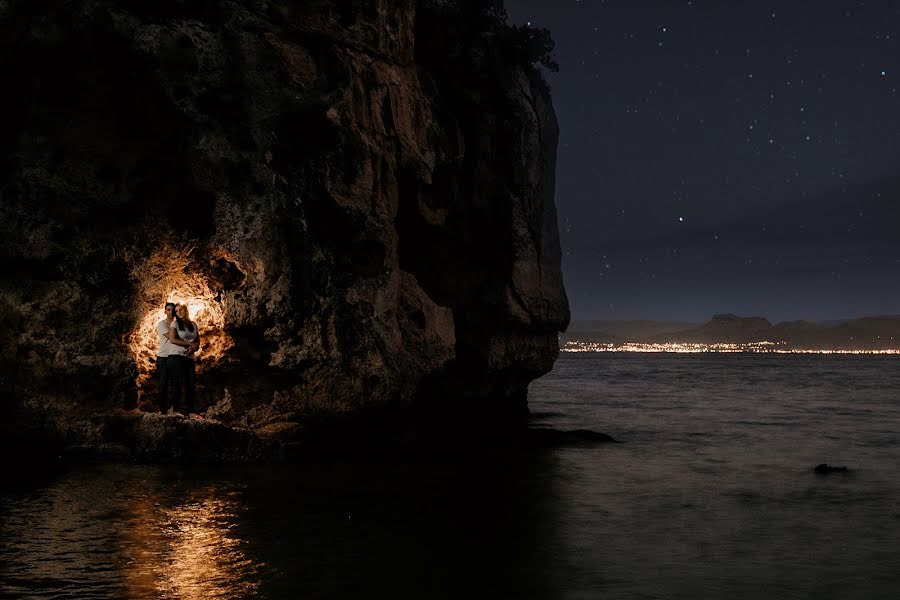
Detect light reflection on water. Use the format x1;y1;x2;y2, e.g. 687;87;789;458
0;467;267;599
1;453;565;599
3;354;900;599
121;488;262;599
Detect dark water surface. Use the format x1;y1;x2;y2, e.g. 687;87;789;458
3;354;900;599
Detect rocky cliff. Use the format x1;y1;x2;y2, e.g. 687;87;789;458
0;0;569;460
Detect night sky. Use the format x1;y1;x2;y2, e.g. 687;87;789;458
505;0;900;322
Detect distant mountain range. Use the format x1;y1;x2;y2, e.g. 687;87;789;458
563;314;900;349
565;319;699;340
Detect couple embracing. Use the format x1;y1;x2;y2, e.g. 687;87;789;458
156;302;202;418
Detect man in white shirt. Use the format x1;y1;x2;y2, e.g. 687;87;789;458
156;301;192;414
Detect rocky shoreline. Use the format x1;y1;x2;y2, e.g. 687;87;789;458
4;406;617;465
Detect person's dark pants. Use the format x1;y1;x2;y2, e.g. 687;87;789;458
170;355;195;414
157;356;171;413
168;356;185;414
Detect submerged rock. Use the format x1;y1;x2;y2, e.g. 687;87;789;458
527;428;618;447
814;463;849;474
0;1;569;461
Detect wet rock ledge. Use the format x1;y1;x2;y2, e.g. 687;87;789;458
0;0;569;462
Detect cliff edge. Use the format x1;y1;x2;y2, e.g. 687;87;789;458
0;0;569;460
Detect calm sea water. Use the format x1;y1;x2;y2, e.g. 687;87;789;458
2;354;900;599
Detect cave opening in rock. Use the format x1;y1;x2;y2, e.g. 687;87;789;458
126;246;237;407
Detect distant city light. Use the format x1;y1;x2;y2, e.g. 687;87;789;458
561;340;900;355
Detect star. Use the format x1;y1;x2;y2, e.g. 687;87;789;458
505;0;900;321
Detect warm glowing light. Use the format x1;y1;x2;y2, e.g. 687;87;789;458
126;246;236;402
122;489;263;598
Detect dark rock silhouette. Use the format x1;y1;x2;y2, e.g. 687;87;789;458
527;428;617;447
814;463;849;474
0;1;568;461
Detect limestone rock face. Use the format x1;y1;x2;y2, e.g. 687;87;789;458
0;0;569;457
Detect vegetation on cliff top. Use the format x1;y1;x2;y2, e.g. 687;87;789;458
419;0;558;93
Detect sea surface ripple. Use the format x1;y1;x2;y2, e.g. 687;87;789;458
2;354;899;599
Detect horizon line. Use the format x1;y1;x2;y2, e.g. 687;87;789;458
569;313;900;324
